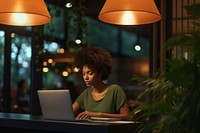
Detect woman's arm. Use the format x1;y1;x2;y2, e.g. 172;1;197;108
100;101;130;120
72;101;81;117
75;102;130;120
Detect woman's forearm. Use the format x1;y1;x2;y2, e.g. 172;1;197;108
100;112;129;120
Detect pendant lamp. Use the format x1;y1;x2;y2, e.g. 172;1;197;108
0;0;51;26
98;0;161;25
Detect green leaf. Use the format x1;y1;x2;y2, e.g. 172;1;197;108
165;61;195;86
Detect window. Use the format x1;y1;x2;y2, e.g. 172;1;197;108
10;34;32;113
43;41;61;90
44;3;65;39
172;0;200;59
85;17;119;53
121;31;149;57
0;31;4;82
0;30;4;112
85;17;150;57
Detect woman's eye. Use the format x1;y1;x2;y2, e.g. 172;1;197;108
88;71;93;75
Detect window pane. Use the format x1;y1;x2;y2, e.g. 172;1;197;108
44;3;65;39
121;31;137;57
43;41;60;90
85;17;119;53
11;34;31;114
0;30;4;112
43;41;60;54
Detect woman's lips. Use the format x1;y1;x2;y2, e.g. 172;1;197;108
85;81;91;85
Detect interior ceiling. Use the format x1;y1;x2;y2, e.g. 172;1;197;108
48;0;151;37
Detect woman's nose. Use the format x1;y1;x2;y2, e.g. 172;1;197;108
84;75;89;80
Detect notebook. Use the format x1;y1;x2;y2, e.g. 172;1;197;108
37;89;75;121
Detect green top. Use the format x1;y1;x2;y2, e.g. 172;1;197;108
76;84;127;114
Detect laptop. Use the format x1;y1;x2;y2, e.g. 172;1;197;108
37;89;75;121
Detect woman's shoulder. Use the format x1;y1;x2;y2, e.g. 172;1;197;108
81;86;93;94
76;86;92;100
108;84;126;97
109;84;123;90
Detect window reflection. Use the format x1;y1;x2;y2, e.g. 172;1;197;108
85;17;149;57
121;31;149;57
43;41;61;90
44;3;65;39
43;41;59;54
85;17;119;53
10;34;31;114
0;30;4;112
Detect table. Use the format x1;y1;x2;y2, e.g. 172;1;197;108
0;113;139;133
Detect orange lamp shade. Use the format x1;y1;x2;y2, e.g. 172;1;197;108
98;0;161;25
0;0;51;26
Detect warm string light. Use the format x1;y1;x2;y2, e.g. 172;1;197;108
134;44;142;51
48;59;54;64
62;71;69;77
57;48;65;54
43;61;48;66
65;2;73;8
73;67;79;73
42;57;79;76
43;67;49;72
75;39;81;44
43;47;79;76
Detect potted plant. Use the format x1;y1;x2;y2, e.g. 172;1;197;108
129;4;200;133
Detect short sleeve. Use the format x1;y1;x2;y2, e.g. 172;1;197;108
76;90;86;110
110;84;127;112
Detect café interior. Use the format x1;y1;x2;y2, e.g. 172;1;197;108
0;0;200;132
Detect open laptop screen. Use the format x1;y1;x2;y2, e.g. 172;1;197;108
37;89;75;121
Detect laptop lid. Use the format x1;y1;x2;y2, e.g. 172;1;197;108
37;89;75;121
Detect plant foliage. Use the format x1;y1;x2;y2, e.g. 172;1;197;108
129;4;200;133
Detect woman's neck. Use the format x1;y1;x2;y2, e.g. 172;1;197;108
92;82;109;101
93;82;108;93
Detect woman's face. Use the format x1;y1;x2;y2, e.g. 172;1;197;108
82;65;102;87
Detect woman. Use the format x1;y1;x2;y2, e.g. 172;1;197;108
73;46;130;120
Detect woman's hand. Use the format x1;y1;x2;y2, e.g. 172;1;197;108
75;111;102;120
